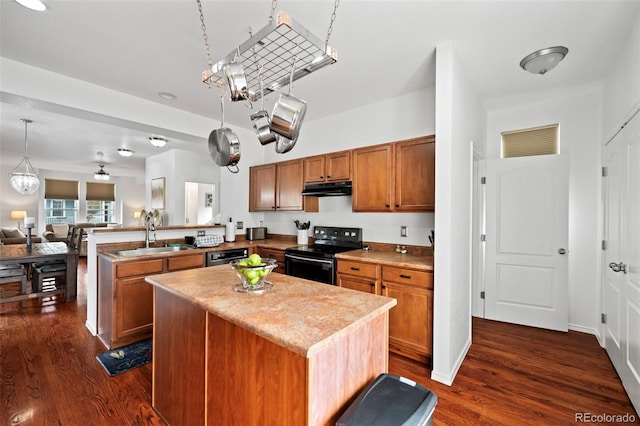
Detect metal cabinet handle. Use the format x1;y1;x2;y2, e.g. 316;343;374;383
320;176;324;179
609;262;627;274
558;248;566;255
400;274;412;279
350;266;360;271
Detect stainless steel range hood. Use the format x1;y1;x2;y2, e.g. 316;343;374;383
301;181;352;197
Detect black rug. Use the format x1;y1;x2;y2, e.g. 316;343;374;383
96;339;152;376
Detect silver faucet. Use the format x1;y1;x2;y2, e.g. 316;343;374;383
144;212;156;248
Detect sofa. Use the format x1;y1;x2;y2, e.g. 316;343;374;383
43;223;72;243
0;227;42;245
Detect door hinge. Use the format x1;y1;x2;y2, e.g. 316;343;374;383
602;240;607;250
601;313;607;324
480;234;486;242
480;291;485;299
480;176;486;184
602;166;608;177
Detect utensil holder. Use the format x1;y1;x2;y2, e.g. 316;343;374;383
297;230;308;245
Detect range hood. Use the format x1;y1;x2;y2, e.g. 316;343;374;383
301;181;352;197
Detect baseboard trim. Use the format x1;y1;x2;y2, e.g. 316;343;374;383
430;337;472;386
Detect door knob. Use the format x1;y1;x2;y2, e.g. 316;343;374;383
558;248;566;255
609;262;627;274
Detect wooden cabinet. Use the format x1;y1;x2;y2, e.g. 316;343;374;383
304;150;351;183
249;159;318;212
352;135;435;212
337;259;433;364
381;266;433;363
98;252;204;349
257;246;285;274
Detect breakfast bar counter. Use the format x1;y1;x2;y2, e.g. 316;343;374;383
145;266;396;425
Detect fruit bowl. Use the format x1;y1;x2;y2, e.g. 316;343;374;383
230;256;277;290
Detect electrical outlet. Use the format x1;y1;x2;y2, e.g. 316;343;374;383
400;226;408;237
197;230;205;236
236;221;243;229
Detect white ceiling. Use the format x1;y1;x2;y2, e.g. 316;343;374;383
1;0;639;176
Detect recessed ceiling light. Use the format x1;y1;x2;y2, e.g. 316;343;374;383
14;0;47;11
149;136;168;147
158;92;177;100
117;148;134;157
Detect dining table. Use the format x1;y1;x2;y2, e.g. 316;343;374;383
0;242;79;301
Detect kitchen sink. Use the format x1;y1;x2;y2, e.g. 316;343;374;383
109;246;193;257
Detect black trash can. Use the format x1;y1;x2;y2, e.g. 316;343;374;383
336;373;438;426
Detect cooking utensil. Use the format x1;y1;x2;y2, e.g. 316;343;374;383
250;67;278;145
271;45;307;150
208;95;240;173
222;48;248;102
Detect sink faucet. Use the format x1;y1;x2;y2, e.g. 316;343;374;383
144;212;156;248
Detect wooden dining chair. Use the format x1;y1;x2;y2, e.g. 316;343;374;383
32;261;67;303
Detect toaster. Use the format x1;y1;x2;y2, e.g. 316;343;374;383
246;227;267;240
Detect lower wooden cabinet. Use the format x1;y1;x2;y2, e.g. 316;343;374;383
98;253;204;349
257;246;285;274
337;259;433;364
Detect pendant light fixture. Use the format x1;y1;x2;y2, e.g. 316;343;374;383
94;164;110;181
9;118;40;195
520;46;569;75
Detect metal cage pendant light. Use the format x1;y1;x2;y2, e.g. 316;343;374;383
9;118;40;195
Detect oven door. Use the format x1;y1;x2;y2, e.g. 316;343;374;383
285;253;335;285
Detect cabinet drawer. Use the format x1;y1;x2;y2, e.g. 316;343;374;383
167;254;204;271
258;248;285;262
337;260;379;279
382;266;433;289
116;259;164;278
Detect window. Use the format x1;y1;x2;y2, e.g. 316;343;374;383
45;199;78;224
86;182;116;224
86;200;115;223
501;124;559;158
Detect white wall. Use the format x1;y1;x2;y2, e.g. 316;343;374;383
431;42;485;385
485;87;603;336
229;87;437;246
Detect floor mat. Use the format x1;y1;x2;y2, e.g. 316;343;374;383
96;339;152;376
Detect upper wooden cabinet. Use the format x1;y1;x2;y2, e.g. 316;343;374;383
352;135;435;212
249;159;318;212
304;150;352;184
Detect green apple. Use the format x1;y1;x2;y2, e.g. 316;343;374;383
248;253;262;266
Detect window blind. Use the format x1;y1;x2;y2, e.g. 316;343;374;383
86;182;115;201
44;179;79;200
501;124;558;158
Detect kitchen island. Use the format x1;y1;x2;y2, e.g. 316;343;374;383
145;265;396;426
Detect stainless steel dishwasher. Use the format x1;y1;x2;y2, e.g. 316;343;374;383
205;248;248;266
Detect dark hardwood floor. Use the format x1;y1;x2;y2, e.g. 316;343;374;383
1;258;637;425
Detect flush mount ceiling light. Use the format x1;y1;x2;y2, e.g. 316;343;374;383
520;46;569;75
9;118;40;195
94;164;110;181
14;0;47;11
149;136;168;147
117;148;134;157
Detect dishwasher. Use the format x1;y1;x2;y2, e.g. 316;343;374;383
205;248;248;266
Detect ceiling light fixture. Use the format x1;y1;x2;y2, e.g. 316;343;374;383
158;92;177;100
94;164;110;181
14;0;47;12
149;136;168;147
9;118;40;195
520;46;569;75
117;148;134;157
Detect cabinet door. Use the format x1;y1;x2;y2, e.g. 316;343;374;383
115;276;154;340
395;136;435;211
352;144;394;212
304;155;326;184
326;150;351;182
276;160;304;211
337;274;378;294
258;248;285;274
249;164;277;211
382;281;433;357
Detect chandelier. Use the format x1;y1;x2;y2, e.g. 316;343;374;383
9;118;40;195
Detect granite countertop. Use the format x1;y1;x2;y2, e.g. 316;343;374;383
336;250;434;271
145;266;396;357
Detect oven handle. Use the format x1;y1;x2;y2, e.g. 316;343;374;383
285;253;334;265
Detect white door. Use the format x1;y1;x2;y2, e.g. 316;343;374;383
604;111;640;413
484;154;569;331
